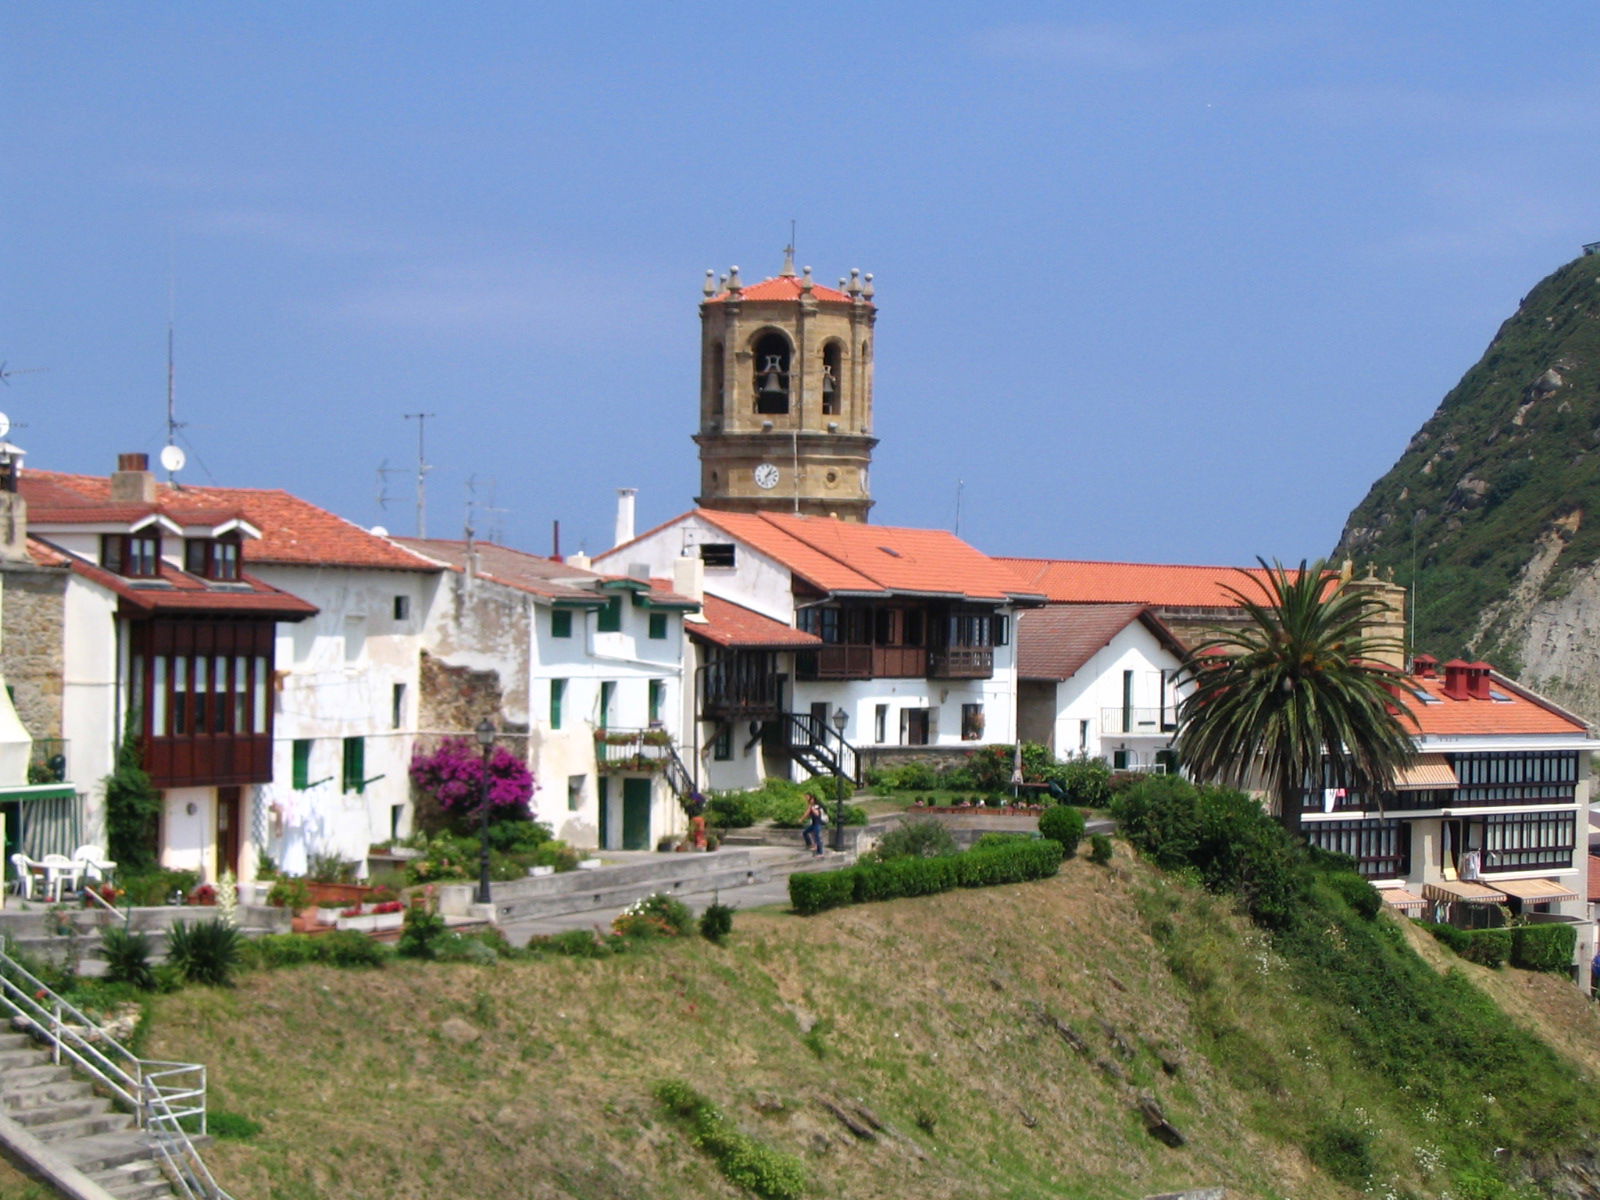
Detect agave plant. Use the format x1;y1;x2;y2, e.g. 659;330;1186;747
100;926;156;990
165;917;243;987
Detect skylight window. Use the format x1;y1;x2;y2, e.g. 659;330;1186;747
1411;689;1441;705
1489;689;1513;703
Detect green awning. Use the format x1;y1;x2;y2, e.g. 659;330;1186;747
0;784;76;803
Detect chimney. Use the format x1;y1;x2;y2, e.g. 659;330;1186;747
1410;653;1438;679
0;442;27;562
568;552;592;571
1344;568;1406;671
110;452;156;504
1467;661;1494;701
1442;659;1471;700
614;488;637;549
673;553;704;602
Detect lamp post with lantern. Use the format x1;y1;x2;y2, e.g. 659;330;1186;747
830;706;849;852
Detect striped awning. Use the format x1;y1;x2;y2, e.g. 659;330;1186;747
1492;877;1579;904
1392;754;1458;791
1377;887;1427;914
1422;880;1507;905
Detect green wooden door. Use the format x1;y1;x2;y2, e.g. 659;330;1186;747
597;777;610;849
622;778;652;851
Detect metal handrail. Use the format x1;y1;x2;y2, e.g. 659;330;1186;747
0;943;230;1197
782;713;859;785
78;883;132;926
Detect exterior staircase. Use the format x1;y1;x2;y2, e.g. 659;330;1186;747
0;1027;179;1199
779;712;859;785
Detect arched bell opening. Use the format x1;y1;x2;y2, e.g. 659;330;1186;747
821;340;844;417
752;331;792;416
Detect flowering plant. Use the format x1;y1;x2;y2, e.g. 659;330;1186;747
409;737;537;821
188;883;216;906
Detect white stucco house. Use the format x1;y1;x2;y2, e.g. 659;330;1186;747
595;508;1045;794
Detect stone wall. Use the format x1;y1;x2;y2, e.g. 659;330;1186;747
417;650;528;737
0;563;68;741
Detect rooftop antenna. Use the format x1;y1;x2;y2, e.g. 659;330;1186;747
160;314;187;481
953;479;964;536
0;363;46;387
465;476;508;547
403;412;436;537
375;457;405;512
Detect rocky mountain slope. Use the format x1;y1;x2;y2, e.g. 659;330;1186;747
1336;253;1600;720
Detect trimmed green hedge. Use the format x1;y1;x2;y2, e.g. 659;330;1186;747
1512;922;1577;972
790;839;1062;916
1422;922;1513;968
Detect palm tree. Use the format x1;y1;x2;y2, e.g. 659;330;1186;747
1174;559;1416;837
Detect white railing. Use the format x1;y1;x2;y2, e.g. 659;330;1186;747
0;944;232;1199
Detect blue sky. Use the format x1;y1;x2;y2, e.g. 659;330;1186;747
7;3;1599;565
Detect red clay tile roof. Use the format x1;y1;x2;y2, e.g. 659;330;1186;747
704;275;863;305
689;594;821;650
1398;671;1591;738
997;557;1296;608
33;538;317;618
691;511;1040;602
22;471;436;572
1017;604;1184;680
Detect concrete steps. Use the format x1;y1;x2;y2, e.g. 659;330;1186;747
488;850;768;923
0;1027;180;1200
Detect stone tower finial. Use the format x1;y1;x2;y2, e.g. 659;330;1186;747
847;269;862;298
780;243;796;277
863;272;874;300
801;266;814;293
703;269;716;298
727;265;742;293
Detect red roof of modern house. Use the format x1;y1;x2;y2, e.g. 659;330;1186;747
32;539;317;619
399;539;695;609
997;557;1296;608
1398;671;1592;738
1016;604;1185;681
689;594;822;650
704;274;862;305
22;471;436;572
668;510;1040;603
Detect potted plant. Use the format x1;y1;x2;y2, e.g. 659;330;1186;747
371;899;406;931
336;904;379;933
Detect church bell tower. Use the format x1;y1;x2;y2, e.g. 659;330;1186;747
693;250;878;522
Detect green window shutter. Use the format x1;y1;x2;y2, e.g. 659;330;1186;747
597;596;622;633
550;679;565;730
648;612;667;640
551;609;573;638
343;736;366;793
599;681;615;729
292;739;311;790
649;680;664;725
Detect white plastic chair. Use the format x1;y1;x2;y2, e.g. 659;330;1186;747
8;853;37;900
72;845;116;884
38;854;81;902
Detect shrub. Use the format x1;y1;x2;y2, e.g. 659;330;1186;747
655;1080;807;1200
1324;871;1382;921
972;832;1033;850
699;900;735;944
397;903;447;960
1088;833;1113;865
1307;1119;1376;1187
706;790;759;828
765;792;812;828
528;928;610;958
486;819;554;855
165;918;242;987
870;818;957;862
1424;922;1512;968
100;926;156;990
434;933;500;964
1037;805;1086;857
1058;755;1112;807
208;1110;264;1140
240;933;318;969
409;737;537;835
790;839;1060;916
1512;922;1577;972
265;876;310;911
314;931;392;968
789;870;856;916
121;869;200;909
627;892;694;936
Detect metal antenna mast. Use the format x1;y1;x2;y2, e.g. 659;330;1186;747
403;412;436;537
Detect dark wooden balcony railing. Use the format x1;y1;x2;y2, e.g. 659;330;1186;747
701;661;783;719
145;734;272;789
929;648;993;679
798;645;874;680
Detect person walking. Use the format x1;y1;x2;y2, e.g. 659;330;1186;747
803;796;827;856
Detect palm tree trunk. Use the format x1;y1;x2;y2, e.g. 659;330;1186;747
1277;781;1304;839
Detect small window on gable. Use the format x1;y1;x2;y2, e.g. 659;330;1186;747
551;609;573;638
648;612;667;640
753;331;791;415
700;543;736;569
182;536;240;581
822;341;844;416
184;539;207;575
108;531;160;578
596;596;622;633
100;535;123;574
393;595;410;621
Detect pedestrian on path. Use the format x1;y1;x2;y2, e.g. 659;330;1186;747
803;797;826;856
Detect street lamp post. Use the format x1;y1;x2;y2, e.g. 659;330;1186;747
475;718;496;905
830;706;849;852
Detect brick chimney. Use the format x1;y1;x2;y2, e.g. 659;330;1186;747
1410;653;1438;679
1466;661;1493;701
1442;659;1471;700
109;453;156;504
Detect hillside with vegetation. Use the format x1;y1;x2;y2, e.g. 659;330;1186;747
1335;253;1600;718
10;786;1598;1200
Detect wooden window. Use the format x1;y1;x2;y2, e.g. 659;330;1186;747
391;683;406;730
648;612;668;640
713;725;733;760
393;595;410;620
550;679;565;730
699;543;736;568
599;681;615;729
551;609;573;638
100;535;123;574
649;680;664;725
342;736;366;794
597;597;622;633
292;739;312;790
1304;818;1410;878
961;703;984;741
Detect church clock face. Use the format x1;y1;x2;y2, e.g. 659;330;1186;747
754;462;780;490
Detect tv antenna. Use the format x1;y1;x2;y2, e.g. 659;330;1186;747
375;457;405;512
403;412;436;537
465;476;508;546
0;363;46;387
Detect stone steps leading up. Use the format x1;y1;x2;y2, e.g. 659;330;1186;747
491;854;768;923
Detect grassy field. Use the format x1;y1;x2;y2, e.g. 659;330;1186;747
25;843;1599;1200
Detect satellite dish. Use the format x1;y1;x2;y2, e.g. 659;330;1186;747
370;525;389;537
0;413;10;440
159;444;186;473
